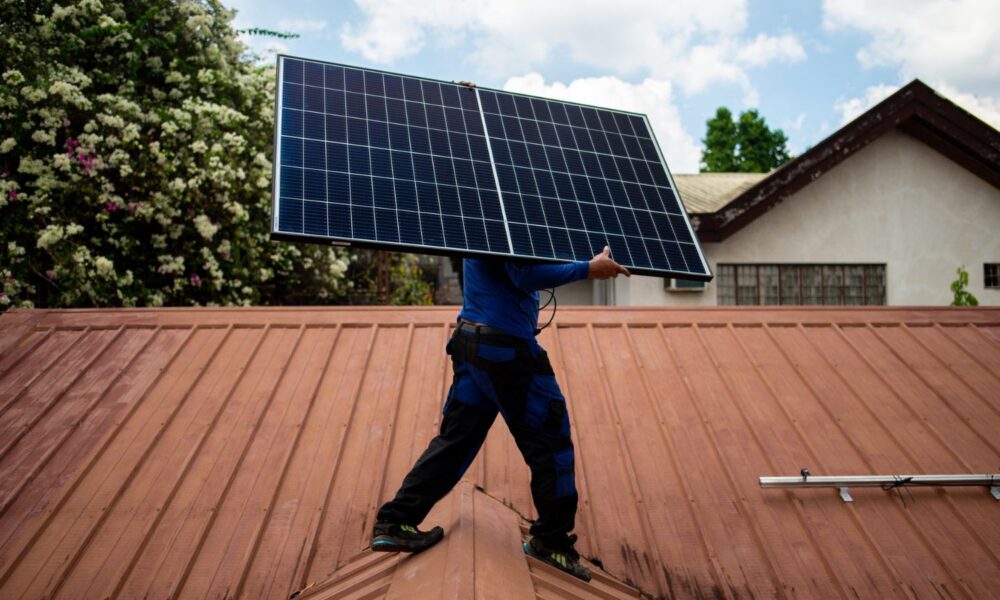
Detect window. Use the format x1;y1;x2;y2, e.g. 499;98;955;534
666;278;706;292
986;264;999;289
717;264;886;305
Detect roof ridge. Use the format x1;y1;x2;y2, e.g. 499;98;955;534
693;78;1000;241
289;482;642;599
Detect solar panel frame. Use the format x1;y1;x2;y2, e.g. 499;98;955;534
271;55;712;281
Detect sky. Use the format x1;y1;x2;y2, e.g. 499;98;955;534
227;0;1000;174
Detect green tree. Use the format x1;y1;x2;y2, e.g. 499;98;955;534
700;107;791;173
700;107;739;172
950;266;979;306
0;0;353;311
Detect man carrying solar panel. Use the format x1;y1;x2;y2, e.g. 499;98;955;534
372;247;629;582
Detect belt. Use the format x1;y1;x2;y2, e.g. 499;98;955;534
457;319;512;337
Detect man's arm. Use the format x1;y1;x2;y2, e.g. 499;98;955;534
504;246;630;292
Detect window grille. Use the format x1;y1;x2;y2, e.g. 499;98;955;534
717;264;886;305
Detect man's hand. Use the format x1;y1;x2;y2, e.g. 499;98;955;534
588;246;630;280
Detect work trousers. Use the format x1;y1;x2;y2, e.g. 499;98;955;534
377;324;578;546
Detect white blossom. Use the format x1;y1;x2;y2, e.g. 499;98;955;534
95;256;115;277
31;130;55;145
3;70;26;86
194;214;218;239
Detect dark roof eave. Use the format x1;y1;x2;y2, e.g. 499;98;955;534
692;80;1000;243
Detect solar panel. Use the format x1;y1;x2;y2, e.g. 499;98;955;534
271;56;711;280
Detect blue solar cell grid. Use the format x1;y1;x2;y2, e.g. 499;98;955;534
272;56;710;279
478;89;702;275
276;57;508;254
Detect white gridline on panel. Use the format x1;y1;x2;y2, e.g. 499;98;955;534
486;105;692;268
519;99;587;262
280;60;703;273
486;107;677;266
480;93;659;160
280;110;667;192
292;78;650;139
288;195;697;271
639;111;710;275
286;99;501;251
475;87;514;254
279;161;687;224
494;100;594;262
280;92;664;175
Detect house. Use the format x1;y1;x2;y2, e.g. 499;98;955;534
556;79;1000;307
1;305;998;598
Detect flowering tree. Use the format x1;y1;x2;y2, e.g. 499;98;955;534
0;0;353;310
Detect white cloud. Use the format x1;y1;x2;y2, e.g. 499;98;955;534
825;1;1000;136
792;112;806;131
833;81;1000;130
503;73;703;173
833;83;899;124
341;0;805;101
927;83;1000;129
340;0;481;65
736;33;806;67
276;18;328;33
822;0;1000;97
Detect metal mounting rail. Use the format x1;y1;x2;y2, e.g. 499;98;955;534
759;471;1000;503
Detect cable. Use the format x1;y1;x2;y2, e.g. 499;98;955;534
881;475;915;507
534;288;557;335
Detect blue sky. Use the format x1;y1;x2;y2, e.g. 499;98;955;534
228;0;1000;173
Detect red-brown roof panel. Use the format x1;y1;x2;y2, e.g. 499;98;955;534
0;307;998;599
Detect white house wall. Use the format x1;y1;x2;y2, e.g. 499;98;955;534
612;129;1000;306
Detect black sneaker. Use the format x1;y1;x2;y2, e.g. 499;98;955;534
523;535;592;582
371;521;444;553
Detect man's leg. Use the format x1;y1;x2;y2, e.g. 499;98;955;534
494;358;590;581
502;371;577;545
376;359;497;526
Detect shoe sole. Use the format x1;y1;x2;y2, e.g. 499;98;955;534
523;542;592;583
371;534;442;553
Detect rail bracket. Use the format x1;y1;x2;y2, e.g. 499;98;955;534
838;487;853;503
990;486;999;501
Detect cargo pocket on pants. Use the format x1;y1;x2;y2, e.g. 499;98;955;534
526;376;570;438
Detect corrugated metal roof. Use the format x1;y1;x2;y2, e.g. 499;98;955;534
673;172;769;214
290;481;641;599
1;306;998;599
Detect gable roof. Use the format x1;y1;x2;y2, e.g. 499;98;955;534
1;306;999;599
673;172;769;213
691;79;1000;242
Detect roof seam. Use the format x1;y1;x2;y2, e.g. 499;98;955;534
107;325;272;599
803;324;974;596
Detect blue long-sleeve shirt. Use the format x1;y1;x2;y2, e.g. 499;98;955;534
458;258;591;339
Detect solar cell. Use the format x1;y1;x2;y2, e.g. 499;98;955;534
272;56;711;280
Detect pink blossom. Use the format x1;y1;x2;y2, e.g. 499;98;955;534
46;270;56;281
78;154;96;173
103;202;119;213
190;273;202;287
62;119;71;127
64;138;79;156
7;190;15;200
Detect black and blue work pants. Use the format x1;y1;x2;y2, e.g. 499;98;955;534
376;323;578;546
